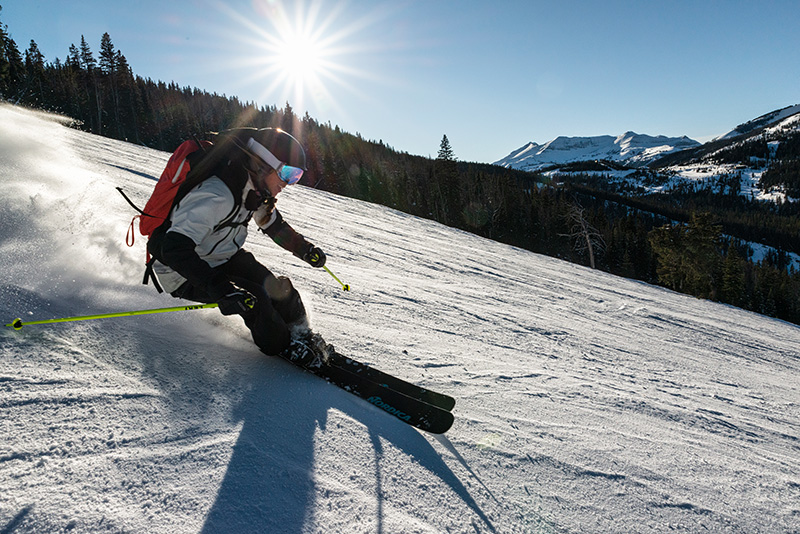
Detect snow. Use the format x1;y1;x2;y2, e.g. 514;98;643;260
2;103;800;533
662;161;797;205
766;112;800;136
717;104;800;140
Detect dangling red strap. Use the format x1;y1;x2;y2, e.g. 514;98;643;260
126;215;140;247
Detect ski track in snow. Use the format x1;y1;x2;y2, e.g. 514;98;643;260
1;104;799;533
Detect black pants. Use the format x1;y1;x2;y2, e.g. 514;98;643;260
172;250;307;355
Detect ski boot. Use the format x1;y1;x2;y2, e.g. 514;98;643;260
282;331;332;369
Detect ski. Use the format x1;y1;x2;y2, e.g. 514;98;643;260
278;342;454;434
326;349;456;411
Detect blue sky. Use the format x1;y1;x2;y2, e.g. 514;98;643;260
4;0;800;163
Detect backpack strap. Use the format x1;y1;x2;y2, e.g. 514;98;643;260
116;187;147;216
213;207;252;232
142;255;164;293
211;158;251;231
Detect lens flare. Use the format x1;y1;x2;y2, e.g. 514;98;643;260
207;0;377;119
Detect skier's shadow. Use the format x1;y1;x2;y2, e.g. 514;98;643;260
200;357;494;534
199;357;325;533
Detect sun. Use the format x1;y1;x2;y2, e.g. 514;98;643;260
247;1;348;114
274;30;324;86
209;0;382;120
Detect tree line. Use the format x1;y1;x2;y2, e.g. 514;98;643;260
1;13;798;325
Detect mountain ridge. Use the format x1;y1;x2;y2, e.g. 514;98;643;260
495;131;700;171
716;103;800;140
495;104;800;173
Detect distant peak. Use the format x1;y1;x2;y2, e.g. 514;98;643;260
494;131;701;169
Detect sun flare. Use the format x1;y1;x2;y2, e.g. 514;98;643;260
249;1;349;113
211;0;384;120
274;31;324;85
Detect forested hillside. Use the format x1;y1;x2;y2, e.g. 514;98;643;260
1;17;798;324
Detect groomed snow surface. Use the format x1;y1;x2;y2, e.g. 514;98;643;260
1;104;799;533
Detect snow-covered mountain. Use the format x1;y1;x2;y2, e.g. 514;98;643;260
495;104;800;173
494;132;700;171
643;104;800;206
496;104;800;210
2;104;800;533
716;103;800;141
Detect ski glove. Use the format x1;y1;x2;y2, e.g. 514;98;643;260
303;245;326;268
208;280;257;317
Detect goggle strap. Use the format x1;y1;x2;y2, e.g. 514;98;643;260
247;137;283;171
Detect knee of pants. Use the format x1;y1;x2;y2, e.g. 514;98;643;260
264;275;295;302
275;278;307;323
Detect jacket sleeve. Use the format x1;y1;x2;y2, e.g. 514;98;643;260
259;208;312;259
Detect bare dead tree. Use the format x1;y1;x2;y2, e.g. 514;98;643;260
562;203;606;269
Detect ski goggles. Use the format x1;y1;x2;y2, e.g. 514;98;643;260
247;137;304;185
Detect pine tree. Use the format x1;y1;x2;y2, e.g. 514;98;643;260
79;35;102;134
23;40;45;105
649;213;723;299
66;44;80;69
281;101;296;133
114;50;140;142
438;134;455;161
78;35;96;71
721;245;746;307
99;33;115;75
684;212;723;298
435;134;459;225
0;6;9;95
99;33;122;136
0;8;24;100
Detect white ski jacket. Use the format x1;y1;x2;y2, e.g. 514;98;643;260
152;176;254;293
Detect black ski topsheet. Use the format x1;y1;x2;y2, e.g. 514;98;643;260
277;351;454;434
326;350;456;412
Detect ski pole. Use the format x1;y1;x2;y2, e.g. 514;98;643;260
323;266;351;291
5;303;220;330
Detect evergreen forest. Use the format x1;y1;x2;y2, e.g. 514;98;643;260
1;14;798;325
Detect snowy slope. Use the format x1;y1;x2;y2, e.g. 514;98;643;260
717;104;800;140
494;132;700;171
1;104;799;533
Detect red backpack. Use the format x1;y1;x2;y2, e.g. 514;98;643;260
117;133;251;291
118;138;213;242
118;138;212;292
139;139;213;236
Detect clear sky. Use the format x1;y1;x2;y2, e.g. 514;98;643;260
3;0;800;163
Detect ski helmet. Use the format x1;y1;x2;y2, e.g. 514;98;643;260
211;127;307;173
248;128;307;172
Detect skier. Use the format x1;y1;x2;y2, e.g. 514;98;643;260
146;127;327;356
